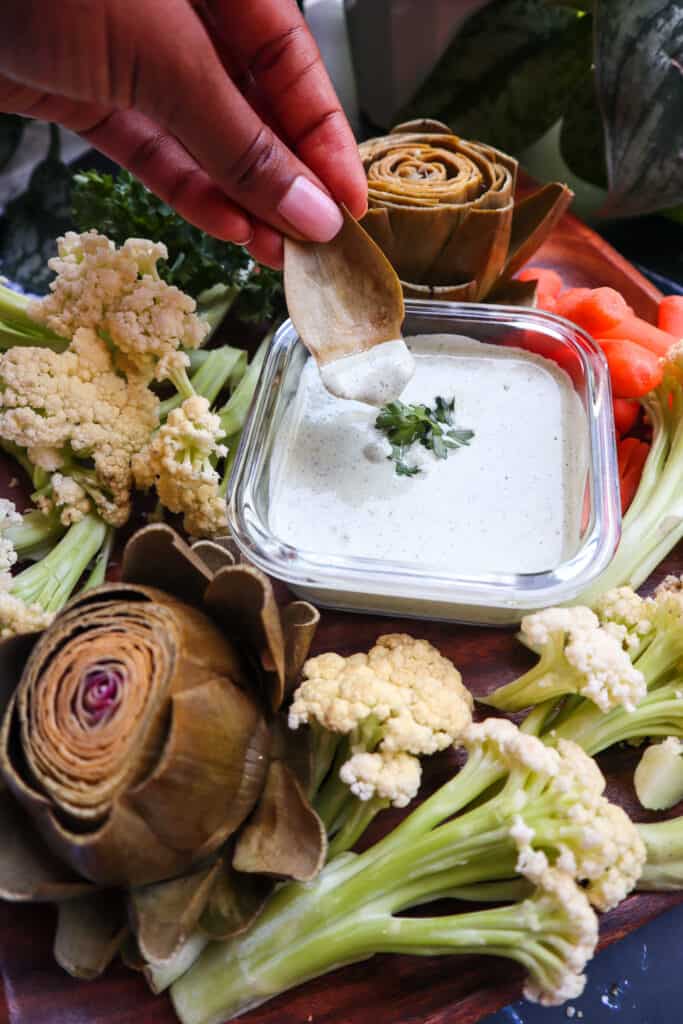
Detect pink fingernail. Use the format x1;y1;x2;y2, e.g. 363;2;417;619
278;176;343;242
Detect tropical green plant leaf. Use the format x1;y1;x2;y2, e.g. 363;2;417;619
0;114;24;174
452;13;592;155
595;0;683;217
400;0;580;131
559;69;608;188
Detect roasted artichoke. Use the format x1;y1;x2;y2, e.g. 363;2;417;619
0;525;321;979
359;119;573;303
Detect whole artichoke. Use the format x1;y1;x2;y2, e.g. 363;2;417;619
0;525;321;979
359;119;573;302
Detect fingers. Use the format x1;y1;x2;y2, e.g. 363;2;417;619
82;110;254;245
209;0;368;220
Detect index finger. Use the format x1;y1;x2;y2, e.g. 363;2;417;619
208;0;367;220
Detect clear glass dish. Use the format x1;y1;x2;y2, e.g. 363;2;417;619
228;301;621;625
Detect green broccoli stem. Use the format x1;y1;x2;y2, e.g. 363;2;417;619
638;818;683;890
4;509;66;561
11;514;107;612
159;346;247;420
218;329;272;436
546;679;683;756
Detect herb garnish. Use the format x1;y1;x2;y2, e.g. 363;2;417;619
375;396;474;477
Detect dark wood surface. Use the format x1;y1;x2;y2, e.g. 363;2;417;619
0;205;681;1024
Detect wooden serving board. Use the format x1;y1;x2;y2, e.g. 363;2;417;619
0;203;680;1024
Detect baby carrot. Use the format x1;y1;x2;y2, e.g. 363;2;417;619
617;437;650;514
555;288;592;322
573;287;631;335
600;339;663;398
517;267;564;312
658;296;683;338
598;314;676;357
613;398;640;436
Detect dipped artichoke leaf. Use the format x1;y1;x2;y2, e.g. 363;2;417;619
0;785;95;902
233;760;326;882
121;524;212;606
54;889;128;980
204;563;288;711
281;600;320;696
283;206;404;367
498;181;574;285
129;860;222;964
199;853;273;941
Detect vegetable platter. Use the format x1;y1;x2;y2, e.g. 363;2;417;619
0;187;681;1024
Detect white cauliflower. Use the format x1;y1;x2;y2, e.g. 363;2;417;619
49;473;92;525
28;232;208;385
132;395;228;537
0;498;21;582
595;586;654;655
0;329;159;526
0;591;53;638
485;605;646;713
289;633;473;807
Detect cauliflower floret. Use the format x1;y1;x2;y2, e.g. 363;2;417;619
289;634;472;807
28;232;208;384
132;395;228;537
50;473;92;525
0;592;53;638
0;330;159;527
486;605;646;713
594;586;654;655
340;751;421;808
0;498;21;582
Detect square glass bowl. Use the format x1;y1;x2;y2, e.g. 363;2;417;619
227;301;621;625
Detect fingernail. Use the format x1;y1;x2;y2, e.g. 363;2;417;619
278;176;343;242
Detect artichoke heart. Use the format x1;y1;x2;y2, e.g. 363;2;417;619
359;119;573;302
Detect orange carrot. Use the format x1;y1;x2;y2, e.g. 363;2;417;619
573;287;631;335
518;266;564;302
598;314;676;357
613;398;640;436
555;288;592;322
617;437;650;514
600;339;663;398
658;296;683;338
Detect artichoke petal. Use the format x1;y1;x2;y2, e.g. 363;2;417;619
282;601;320;696
499;181;573;285
0;785;94;901
233;760;326;882
190;538;238;574
200;854;273;941
121;524;212;606
129;860;222;964
204;564;287;711
488;277;539;308
53;890;127;980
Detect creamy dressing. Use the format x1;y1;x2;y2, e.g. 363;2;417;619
319;338;415;406
270;334;587;576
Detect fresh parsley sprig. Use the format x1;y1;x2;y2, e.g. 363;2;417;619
375;396;474;477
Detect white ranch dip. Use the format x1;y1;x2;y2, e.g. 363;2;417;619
270;334;587;575
319;339;415;406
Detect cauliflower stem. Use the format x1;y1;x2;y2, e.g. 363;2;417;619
170;720;644;1023
10;513;107;612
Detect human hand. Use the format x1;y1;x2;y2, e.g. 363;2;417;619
0;0;368;267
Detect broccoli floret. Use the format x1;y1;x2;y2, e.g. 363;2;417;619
167;719;642;1022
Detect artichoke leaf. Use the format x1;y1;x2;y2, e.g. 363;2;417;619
281;600;320;695
190;538;238;574
204;564;287;710
129;860;222;964
200;854;273;941
121;523;212;606
233;760;326;882
0;634;40;720
0;785;94;902
283;206;404;367
499;181;573;285
488;277;539;307
54;889;127;980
